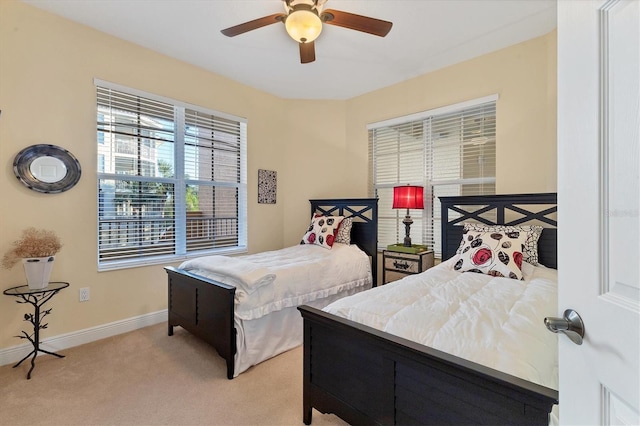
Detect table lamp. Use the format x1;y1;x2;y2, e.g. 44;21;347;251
393;185;424;247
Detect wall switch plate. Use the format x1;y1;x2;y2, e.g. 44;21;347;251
79;287;90;302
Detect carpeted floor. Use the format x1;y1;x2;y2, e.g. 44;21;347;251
0;323;347;426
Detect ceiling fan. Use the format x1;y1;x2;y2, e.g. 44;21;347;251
220;0;393;64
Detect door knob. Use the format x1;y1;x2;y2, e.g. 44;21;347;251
544;309;585;345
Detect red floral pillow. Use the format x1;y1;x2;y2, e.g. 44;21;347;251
453;230;528;280
461;223;544;265
301;215;344;249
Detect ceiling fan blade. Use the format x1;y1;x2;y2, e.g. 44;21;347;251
299;41;316;64
221;13;286;37
321;9;392;37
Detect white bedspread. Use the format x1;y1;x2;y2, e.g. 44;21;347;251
179;255;276;294
179;243;372;320
323;257;559;391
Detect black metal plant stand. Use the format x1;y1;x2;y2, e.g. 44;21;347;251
3;282;69;379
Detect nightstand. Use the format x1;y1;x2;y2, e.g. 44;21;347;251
383;250;434;284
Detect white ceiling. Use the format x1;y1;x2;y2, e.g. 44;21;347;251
23;0;557;100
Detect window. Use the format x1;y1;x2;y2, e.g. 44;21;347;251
96;80;247;270
369;95;497;257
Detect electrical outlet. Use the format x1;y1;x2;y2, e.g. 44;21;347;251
79;287;90;302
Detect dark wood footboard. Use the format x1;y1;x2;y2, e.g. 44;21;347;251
299;305;558;425
165;266;236;379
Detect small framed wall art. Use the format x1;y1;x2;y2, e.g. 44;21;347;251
258;169;277;204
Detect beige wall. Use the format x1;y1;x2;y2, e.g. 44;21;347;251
346;30;557;194
0;1;556;352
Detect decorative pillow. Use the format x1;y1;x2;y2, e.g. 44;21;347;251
459;223;544;266
301;215;344;249
335;217;353;245
453;230;528;280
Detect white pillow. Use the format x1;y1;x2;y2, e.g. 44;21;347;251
301;215;344;249
453;229;528;280
520;261;535;281
460;223;543;266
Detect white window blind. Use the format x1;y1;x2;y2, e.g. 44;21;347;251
369;97;497;257
96;81;247;270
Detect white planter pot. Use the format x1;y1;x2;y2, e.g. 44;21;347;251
22;256;55;290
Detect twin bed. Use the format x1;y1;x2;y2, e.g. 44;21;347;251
299;192;559;425
166;193;559;425
165;198;378;379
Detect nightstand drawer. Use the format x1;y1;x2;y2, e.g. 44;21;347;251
384;256;420;273
382;250;434;284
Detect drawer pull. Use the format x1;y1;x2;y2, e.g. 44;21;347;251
393;260;410;270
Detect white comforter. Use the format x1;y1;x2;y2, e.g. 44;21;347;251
323;257;559;391
179;243;372;320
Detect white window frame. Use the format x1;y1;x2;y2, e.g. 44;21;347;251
95;79;247;271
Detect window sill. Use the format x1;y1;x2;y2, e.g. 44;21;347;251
97;246;248;272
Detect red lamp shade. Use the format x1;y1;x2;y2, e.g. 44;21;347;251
392;185;424;210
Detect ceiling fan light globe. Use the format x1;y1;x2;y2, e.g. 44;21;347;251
285;9;322;43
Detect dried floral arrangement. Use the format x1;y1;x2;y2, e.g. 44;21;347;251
1;228;62;269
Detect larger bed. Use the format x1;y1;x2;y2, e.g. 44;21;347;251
298;193;559;425
166;198;378;379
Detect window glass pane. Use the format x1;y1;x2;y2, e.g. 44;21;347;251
185;109;241;184
376;187;400;247
101;134;175;178
432;142;461;181
462;141;496;179
98;179;175;260
185;184;238;252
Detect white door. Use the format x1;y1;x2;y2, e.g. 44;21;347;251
557;0;639;424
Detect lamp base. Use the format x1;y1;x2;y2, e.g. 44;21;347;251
386;243;430;254
402;213;413;247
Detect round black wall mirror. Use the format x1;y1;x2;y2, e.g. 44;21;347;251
13;144;82;194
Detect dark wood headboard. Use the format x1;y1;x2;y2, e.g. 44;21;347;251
439;193;558;269
309;198;379;284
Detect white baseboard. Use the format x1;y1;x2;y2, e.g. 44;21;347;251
0;309;167;367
